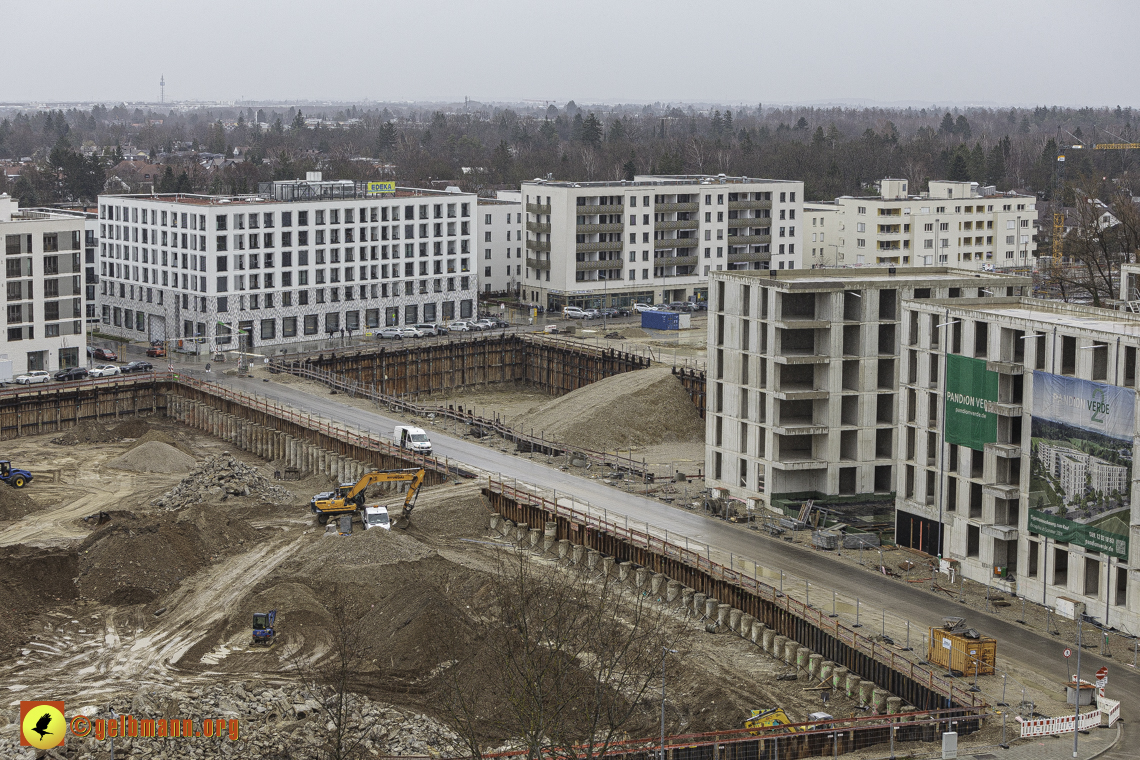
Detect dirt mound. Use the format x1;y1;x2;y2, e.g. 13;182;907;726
153;452;296;509
109;441;198;473
0;483;37;521
515;366;704;450
76;503;261;604
49;416;160;445
129;428;196;457
0;544;79;651
111;419;151;438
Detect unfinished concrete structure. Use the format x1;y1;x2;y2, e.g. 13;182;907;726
704;268;1031;513
898;297;1140;634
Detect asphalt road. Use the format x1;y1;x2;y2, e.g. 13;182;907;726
186;369;1136;752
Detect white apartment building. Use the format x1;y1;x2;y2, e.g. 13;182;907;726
0;194;87;377
803;202;840;268
96;175;478;351
704;267;1030;510
477;195;523;295
898;297;1140;632
521;175;803;311
817;178;1037;271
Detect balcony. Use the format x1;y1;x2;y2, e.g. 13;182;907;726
982;524;1019;541
576;241;622;253
655;219;699;231
985;442;1022;458
526;238;551;252
526;221;551;234
526;257;551;271
577;204;623;215
987;360;1024;375
576;259;622;271
526;203;551;215
576;222;623;234
654;237;699;249
728;199;772;210
658;255;698;267
728;250;771;264
771;421;829;436
656;202;699;213
984;400;1023;417
728;234;772;246
983;483;1021;501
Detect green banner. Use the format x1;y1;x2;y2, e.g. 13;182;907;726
944;354;998;451
1028;510;1129;560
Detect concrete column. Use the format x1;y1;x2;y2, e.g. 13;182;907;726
602;556;616;577
571;544;586;565
871;688;889;714
886;697;903;715
715;604;731;629
528;528;542;550
858;681;874;706
557;539;572;560
681;588;695;609
618;562;633;583
514;525;528;545
771;635;787;659
489;514;502;532
703;598;719;619
651;574;667;596
761;629;776;652
750;621;766;644
796;647;810;670
808;653;823;678
634;567;650;589
542;522;557;552
819;661;834;684
587;550;602;570
499;519;514;538
845;673;861;699
728;609;743;633
832;666;848;691
783;641;799;665
693;593;706;616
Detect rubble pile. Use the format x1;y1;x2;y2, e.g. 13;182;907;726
154;452;295;509
0;681;465;759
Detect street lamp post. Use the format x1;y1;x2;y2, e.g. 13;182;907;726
661;647;678;760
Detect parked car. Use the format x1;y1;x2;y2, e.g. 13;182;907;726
89;364;121;378
122;361;154;373
431;323;450;335
14;370;51;385
668;301;696;312
583;309;601;319
89;347;118;361
413;323;442;337
563;306;589;319
447;320;472;332
400;326;425;338
146;346;166;358
376;327;404;340
53;367;89;382
632;303;657;313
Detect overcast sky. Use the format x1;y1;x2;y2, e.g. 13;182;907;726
5;0;1139;107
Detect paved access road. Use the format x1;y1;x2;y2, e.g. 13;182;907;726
213;372;1136;753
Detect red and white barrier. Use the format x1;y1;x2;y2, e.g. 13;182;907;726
1097;696;1120;727
1017;709;1103;739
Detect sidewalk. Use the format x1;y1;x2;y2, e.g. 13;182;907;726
953;724;1118;760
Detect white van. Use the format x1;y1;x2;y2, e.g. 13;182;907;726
361;506;391;531
394;425;433;455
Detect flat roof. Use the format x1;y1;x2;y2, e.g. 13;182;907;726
107;186;466;207
912;298;1140;337
522;174;797;189
717;266;1033;288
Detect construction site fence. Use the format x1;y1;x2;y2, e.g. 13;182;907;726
485;478;987;711
480;708;992;760
268;362;658;479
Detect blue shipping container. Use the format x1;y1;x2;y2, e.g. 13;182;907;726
641;310;680;330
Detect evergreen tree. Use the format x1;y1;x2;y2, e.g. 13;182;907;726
955;115;971;140
580;112;602;146
948;152;970;181
938;112;956;136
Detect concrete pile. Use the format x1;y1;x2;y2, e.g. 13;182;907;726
153;452;295;509
1;681;464;759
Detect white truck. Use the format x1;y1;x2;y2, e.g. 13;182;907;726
394;425;433;455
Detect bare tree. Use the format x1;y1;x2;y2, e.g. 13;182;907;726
1054;188;1140;306
441;550;676;760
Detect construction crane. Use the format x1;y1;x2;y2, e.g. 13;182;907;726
309;468;426;525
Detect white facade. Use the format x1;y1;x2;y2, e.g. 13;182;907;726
478;196;523;295
0;194;87;378
95;176;478;352
521;175;803;311
803;202;840;268
825;179;1036;270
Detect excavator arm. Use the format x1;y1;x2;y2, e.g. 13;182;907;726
342;468;423;505
399;468;426;521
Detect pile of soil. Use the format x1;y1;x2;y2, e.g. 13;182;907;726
50;417;157;446
76;503;260;605
129;428;196;457
516;366;704;450
108;441;198;473
0;544;78;651
0;483;37;521
153;452;296;509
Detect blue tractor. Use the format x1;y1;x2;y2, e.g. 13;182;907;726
252;610;277;646
0;461;32;488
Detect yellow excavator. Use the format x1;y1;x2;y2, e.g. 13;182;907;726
744;708;802;735
310;468;426;526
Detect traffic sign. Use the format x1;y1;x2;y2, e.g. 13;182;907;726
1096;666;1108;678
1064;648;1072;658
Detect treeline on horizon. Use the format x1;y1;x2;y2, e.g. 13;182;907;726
1;101;1136;206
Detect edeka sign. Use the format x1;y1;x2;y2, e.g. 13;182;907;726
944;354;998;451
1027;510;1128;560
366;181;395;194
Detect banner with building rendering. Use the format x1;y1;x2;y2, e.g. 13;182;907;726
944;354;998;451
1029;372;1133;560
